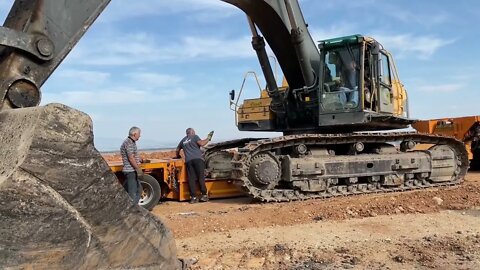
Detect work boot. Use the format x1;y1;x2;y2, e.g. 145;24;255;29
199;194;209;202
189;197;197;204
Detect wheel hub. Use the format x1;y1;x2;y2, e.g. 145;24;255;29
248;153;281;189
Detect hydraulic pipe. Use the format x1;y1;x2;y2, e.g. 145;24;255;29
283;0;315;87
247;16;283;106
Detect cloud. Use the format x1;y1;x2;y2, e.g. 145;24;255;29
127;72;183;86
70;32;253;66
100;0;234;23
70;33;160;66
390;11;449;27
178;36;252;59
43;68;188;107
372;34;455;59
370;1;450;28
42;86;187;106
417;83;464;93
302;0;378;11
309;24;357;41
57;70;111;85
450;73;477;81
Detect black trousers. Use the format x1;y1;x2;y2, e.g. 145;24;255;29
186;158;207;198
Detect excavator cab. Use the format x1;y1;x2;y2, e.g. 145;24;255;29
317;35;411;132
234;34;411;134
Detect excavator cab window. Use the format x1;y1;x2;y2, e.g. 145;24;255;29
321;46;360;112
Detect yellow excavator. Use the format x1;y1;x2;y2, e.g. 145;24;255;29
205;0;469;202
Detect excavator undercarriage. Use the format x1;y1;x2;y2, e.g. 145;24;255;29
206;133;468;202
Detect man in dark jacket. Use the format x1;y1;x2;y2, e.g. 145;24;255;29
176;128;212;203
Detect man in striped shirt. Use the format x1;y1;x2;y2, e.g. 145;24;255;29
120;126;143;204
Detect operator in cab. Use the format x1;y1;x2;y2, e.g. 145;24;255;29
326;51;359;108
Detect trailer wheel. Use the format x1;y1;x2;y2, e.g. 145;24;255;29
139;174;161;211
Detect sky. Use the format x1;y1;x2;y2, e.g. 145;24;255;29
1;0;479;151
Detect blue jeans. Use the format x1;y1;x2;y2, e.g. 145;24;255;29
123;171;141;204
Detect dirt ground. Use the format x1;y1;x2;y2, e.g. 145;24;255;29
102;151;480;269
152;172;480;270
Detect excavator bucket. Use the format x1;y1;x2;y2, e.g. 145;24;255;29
0;104;181;269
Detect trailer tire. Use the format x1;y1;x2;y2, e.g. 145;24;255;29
139;174;161;211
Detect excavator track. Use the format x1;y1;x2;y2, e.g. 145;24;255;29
220;132;469;202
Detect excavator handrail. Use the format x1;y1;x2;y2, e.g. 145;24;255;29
229;71;263;127
222;0;320;90
268;55;279;84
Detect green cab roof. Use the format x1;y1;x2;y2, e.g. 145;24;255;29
318;34;365;47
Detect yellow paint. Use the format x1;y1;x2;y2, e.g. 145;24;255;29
413;115;480;160
108;159;245;201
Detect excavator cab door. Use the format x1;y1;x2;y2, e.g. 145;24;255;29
376;52;394;114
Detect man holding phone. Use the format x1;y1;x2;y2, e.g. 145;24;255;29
176;128;214;203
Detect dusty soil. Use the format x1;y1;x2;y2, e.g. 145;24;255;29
153;172;480;270
103;151;480;269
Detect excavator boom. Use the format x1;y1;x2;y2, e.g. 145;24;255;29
223;0;320;90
